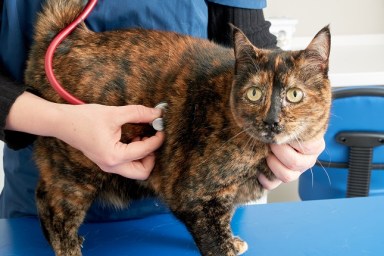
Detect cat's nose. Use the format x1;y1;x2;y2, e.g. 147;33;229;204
263;119;282;134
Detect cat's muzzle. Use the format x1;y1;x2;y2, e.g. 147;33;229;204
264;122;282;134
259;123;284;143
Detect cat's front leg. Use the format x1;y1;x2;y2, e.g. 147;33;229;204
36;178;96;256
173;198;247;256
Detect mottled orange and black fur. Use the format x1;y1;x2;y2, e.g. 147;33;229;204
25;1;332;255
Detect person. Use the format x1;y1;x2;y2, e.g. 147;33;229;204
0;0;325;220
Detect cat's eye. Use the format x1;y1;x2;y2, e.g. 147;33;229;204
246;87;262;102
286;88;304;103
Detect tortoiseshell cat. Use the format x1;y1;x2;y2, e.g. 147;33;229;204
25;0;331;255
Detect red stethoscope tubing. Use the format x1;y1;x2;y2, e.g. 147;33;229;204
44;0;98;105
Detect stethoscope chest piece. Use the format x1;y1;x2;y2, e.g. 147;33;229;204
151;102;168;131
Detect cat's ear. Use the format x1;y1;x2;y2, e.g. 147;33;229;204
303;25;331;72
231;24;259;73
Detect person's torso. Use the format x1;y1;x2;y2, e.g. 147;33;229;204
0;0;208;81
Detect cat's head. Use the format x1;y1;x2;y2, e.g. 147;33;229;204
230;26;332;144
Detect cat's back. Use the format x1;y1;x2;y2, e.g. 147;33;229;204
89;28;234;71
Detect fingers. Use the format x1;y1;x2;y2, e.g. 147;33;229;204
116;105;163;125
290;137;325;155
258;173;282;191
260;137;325;190
269;144;317;174
106;105;165;179
113;153;157;180
115;132;165;162
266;153;307;184
98;132;164;179
105;104;165;179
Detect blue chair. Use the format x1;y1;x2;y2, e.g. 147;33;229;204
299;86;384;200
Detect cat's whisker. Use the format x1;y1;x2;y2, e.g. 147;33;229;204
198;123;234;133
241;135;256;165
218;130;247;150
322;146;332;163
249;138;259;167
329;112;341;119
316;159;332;186
285;126;304;147
242;133;254;154
288;125;332;187
309;167;314;188
290;130;332;187
196;129;248;168
293;134;305;153
251;137;258;153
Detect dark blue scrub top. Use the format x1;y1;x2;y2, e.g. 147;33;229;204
0;0;266;220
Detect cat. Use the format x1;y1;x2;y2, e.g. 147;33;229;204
25;0;332;255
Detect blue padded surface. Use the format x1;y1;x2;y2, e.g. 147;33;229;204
320;95;384;163
300;167;384;200
1;197;384;256
300;87;384;200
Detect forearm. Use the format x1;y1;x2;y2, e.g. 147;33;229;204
5;91;62;138
5;91;110;146
0;69;37;148
0;71;27;131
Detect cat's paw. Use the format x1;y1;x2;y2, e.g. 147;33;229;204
233;236;248;255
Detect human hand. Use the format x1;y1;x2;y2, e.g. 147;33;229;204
259;137;325;190
6;93;164;180
55;104;165;180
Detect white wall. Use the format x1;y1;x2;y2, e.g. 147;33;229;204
265;0;384;37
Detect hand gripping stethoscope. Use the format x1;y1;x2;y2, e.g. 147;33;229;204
44;0;165;130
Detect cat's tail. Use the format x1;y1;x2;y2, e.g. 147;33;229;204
34;0;90;43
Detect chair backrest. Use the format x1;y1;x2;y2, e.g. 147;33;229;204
299;86;384;200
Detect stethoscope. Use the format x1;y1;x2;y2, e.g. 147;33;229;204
45;0;165;130
45;0;97;105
